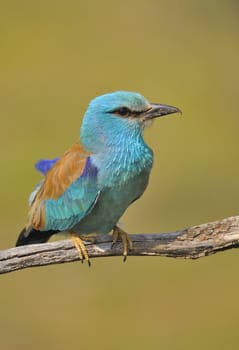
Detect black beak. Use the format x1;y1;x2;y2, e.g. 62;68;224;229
142;103;182;120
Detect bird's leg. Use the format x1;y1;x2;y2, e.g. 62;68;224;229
111;225;133;262
78;234;96;244
70;233;91;266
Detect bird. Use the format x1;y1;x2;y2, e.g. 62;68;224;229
16;91;181;264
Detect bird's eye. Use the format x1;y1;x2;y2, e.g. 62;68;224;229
114;107;131;117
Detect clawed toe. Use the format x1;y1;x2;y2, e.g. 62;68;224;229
71;233;91;266
112;226;133;261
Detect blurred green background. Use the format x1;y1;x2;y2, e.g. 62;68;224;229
1;0;239;349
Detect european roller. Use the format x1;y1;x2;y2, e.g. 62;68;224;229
16;91;181;264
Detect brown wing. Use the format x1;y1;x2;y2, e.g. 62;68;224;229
27;142;90;230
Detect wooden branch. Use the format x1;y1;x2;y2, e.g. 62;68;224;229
1;215;239;275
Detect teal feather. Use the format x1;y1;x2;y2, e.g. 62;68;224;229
44;158;100;231
16;90;180;246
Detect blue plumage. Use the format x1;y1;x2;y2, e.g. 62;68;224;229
16;91;180;260
35;158;59;175
44;157;99;231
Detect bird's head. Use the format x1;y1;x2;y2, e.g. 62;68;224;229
81;91;181;152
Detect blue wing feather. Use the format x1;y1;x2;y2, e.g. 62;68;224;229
43;157;100;231
35;158;59;175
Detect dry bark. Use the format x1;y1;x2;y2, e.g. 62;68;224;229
1;215;239;274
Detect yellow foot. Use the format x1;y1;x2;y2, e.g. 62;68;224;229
79;234;96;244
71;233;91;267
111;226;133;262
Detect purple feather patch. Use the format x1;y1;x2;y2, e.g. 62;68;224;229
82;157;98;177
35;158;59;175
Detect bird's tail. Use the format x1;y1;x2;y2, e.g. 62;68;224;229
16;227;59;246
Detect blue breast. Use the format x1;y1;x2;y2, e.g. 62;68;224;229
73;139;153;234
